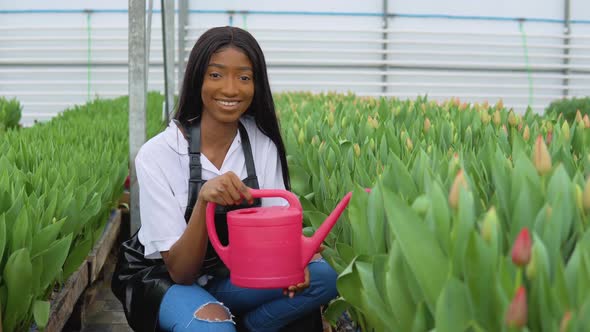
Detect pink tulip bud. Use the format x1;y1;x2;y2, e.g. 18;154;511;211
511;228;532;267
505;287;528;328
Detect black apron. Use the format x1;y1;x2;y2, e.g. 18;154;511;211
111;121;261;332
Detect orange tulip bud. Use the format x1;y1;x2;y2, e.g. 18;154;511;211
584;114;590;128
505;287;528;328
511;228;532;267
533;135;552;175
449;169;468;210
576;109;583;123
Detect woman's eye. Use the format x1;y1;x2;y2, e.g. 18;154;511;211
240;75;252;81
209;72;221;78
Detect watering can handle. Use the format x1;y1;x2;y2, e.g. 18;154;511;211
248;189;302;211
205;202;231;267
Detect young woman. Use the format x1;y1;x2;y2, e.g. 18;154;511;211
115;26;338;332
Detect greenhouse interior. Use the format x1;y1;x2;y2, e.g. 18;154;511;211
1;0;590;331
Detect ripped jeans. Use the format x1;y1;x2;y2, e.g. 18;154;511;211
158;258;338;332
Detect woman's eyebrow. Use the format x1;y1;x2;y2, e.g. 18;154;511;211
208;63;252;71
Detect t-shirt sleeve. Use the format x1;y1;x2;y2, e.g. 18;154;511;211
260;139;289;207
136;150;186;259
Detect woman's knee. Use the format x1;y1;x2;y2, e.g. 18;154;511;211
309;258;338;300
188;302;237;332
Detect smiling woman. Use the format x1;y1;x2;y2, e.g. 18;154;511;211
111;26;335;332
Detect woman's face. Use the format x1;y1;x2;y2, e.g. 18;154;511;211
201;46;254;125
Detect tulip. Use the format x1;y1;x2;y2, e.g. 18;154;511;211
493;110;502;126
297;129;305;145
560;311;572;332
584;114;590;128
546;130;553;145
505;287;527;328
562;121;571;140
327;112;335;127
405;137;414;151
124;175;130;190
511;228;532;267
508;110;517;127
424;117;431;133
576;109;583;123
496;99;504;110
523;125;530;142
449;169;468;210
533;135;552;176
353;143;361;158
583;177;590;212
481;111;491;125
481;207;498;245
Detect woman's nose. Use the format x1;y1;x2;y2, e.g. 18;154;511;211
221;78;238;96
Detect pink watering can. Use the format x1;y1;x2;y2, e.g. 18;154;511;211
206;189;352;289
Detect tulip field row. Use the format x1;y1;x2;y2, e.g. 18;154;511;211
274;93;590;332
0;94;164;331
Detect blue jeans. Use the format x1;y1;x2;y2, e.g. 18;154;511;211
158;258;338;332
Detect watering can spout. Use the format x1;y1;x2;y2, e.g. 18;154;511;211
301;191;353;268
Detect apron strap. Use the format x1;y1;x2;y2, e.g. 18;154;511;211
183;120;260;222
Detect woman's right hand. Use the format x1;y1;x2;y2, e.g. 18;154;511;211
197;171;254;207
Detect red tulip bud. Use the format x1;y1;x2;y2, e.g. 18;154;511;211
505;287;528;328
124;175;130;190
511;228;532;267
560;311;572;332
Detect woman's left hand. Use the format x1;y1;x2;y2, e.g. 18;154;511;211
283;267;310;298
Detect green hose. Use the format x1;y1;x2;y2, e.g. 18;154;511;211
519;21;534;108
87;12;92;103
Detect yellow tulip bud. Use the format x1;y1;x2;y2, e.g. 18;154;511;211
533;135;552;176
508;111;517;127
353;143;361;158
576;184;583;212
495;99;504;110
493;110;502;126
523;125;530;142
583;177;590;212
406;137;414;151
481;112;491;125
424;118;431;133
297;129;305;145
481;207;498;245
584;114;590;129
327;112;334;127
562;121;570;140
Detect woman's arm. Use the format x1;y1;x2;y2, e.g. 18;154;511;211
161;171;253;285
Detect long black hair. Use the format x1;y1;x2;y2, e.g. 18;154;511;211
175;26;290;190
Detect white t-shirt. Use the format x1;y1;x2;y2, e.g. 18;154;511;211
137;116;287;259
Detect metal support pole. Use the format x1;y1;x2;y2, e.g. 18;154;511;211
129;0;147;234
177;0;188;90
161;0;175;122
562;0;571;98
381;0;389;95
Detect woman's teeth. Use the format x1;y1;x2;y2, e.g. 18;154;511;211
218;100;239;106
